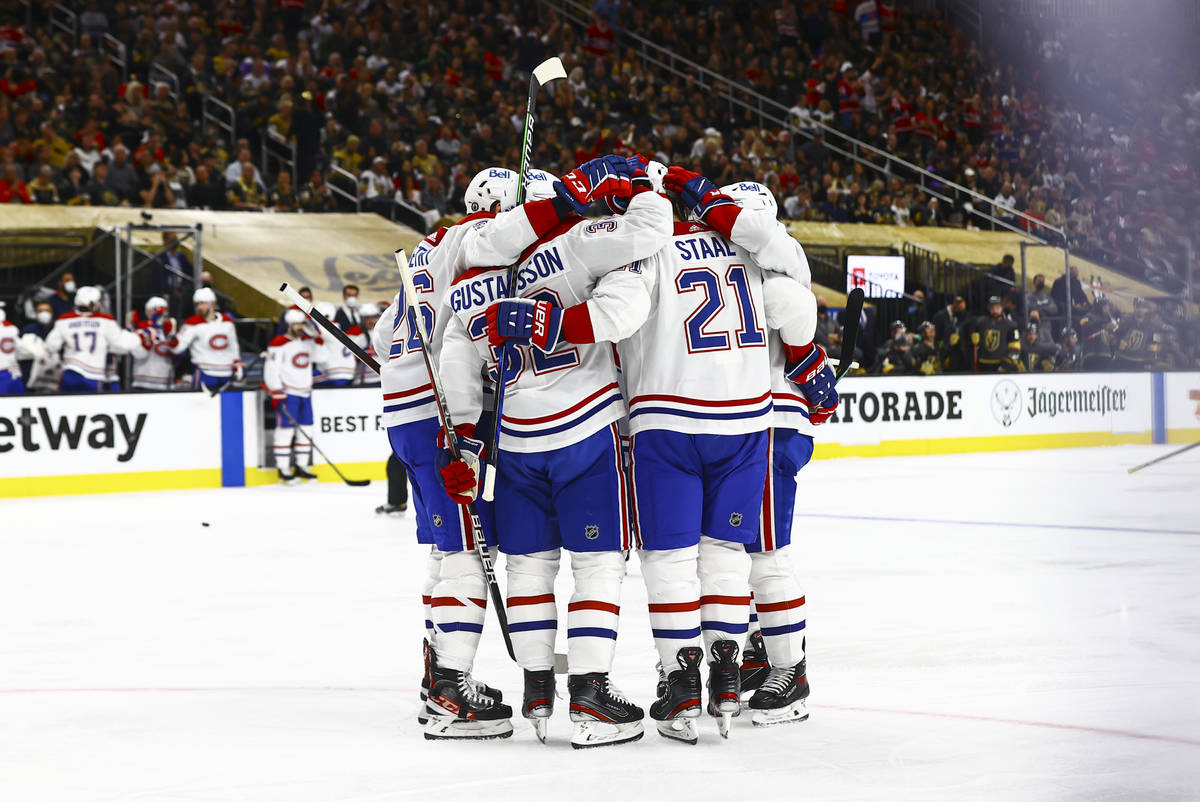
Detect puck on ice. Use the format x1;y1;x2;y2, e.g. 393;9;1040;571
201;522;210;527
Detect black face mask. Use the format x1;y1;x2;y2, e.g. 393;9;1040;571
1034;280;1044;291
817;306;827;316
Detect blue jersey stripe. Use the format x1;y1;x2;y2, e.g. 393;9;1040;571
508;619;558;633
384;395;435;413
760;620;806;636
500;393;623;438
651;626;702;639
700;620;750;634
630;404;772;422
435;622;484;634
566;627;618;640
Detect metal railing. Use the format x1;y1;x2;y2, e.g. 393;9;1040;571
540;0;1064;243
148;64;180;103
938;0;983;45
327;164;361;211
102;34;127;82
903;242;943;297
49;3;76;43
202;95;235;145
262;130;297;187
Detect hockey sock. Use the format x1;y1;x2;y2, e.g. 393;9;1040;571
422;547;444;642
566;550;625;674
505;550;561;671
640;544;701;670
272;425;294;469
749;547;806;667
698;535;752;658
429;549;488;671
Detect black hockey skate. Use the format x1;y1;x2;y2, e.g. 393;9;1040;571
374;502;407;516
292;464;317;481
423;664;513;740
705;639;741;738
276;467;297;485
739;630;770;703
522;669;556;744
418;639;502;725
649;646;703;744
748;659;809;727
568;673;644;749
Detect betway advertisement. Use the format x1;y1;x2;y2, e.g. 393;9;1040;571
0;391;222;478
821;372;1153;447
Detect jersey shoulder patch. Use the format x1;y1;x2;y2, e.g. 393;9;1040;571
185;315;206;325
269;334;292;348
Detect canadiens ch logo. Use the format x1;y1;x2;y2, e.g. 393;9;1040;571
584;525;599;540
990;379;1022;427
432;514;444;527
729;512;743;526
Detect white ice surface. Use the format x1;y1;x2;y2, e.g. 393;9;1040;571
2;445;1199;802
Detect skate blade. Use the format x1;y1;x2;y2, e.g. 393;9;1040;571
655;718;698;745
570;720;644;749
718;711;733;739
423;716;514;741
532;717;549;744
750;700;809;727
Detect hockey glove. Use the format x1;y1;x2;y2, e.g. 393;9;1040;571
603;153;655;214
808;389;840;425
233;359;245;381
269;389;286;410
784;342;837;408
436;424;485;505
487;298;564;352
663;166;736;228
555;155;632;214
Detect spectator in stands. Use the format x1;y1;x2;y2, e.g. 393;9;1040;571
269;170;298;212
227;162;266;211
0;163;31;204
140;164;176;209
223;145;262;187
299;170;338;213
29;165;60;204
107;145;139;203
334;284;361;331
187;164;226;210
361;156;393;216
1051;264;1089;322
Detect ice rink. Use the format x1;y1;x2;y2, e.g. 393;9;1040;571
2;445;1198;801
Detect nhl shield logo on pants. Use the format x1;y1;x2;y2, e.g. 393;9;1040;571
585;524;600;540
729;512;743;526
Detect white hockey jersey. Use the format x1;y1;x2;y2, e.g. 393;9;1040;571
0;320;19;379
131;319;177;390
44;311;139;382
440;191;672;453
172;313;241;377
315;325;361;384
618;221;812;437
264;332;318;397
376;196;614;428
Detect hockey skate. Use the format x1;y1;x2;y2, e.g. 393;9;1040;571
292;464;317;481
423;664;513;740
739;630;770;706
705;639;741;738
749;659;809;727
649;647;703;745
276;467;298;485
419;639;502;726
568;673;644;749
522;669;555;744
374;503;407;516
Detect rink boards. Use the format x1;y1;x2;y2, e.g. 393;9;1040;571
2;371;1198;497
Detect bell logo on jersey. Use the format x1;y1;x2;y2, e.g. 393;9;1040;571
209;334;229;350
292;353;310;369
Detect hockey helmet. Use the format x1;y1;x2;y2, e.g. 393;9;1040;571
465;167;519;214
524;168;557;201
644;160;667;194
721;180;778;216
314;301;337;319
284;308;307;326
145;296;168;315
74;285;102;311
193;287;217;305
359;303;381;319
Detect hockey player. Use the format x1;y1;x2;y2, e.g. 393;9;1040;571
357;304;381;387
0;308;25;394
43;286;139;392
373;161;636;740
1112;298;1161;371
716;181;830;727
966;296;1020;372
312;301;357;387
264;309;318;483
130;297;177;391
616;168;828;743
437;155;670;748
172;287;243;390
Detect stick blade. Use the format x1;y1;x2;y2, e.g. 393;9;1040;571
836;287;866;380
532;56;567;86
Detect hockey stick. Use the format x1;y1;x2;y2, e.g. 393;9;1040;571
264;382;371;487
833;287;865;383
204;353;264;397
279;283;382;374
481;56;567;503
394;249;521;665
1127;440;1200;474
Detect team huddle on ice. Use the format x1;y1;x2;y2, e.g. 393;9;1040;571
358;155;838;747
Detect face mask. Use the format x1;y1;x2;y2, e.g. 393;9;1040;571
36;310;52;326
345;296;359;308
63;280;77;294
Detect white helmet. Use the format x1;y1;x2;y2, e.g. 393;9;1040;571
314;301;336;319
75;285;102;311
645;160;668;194
193;287;217;305
464;167;519;214
524;168;557;201
0;306;5;323
721;181;778;216
145;296;168;315
359;303;381;318
284;308;307;326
